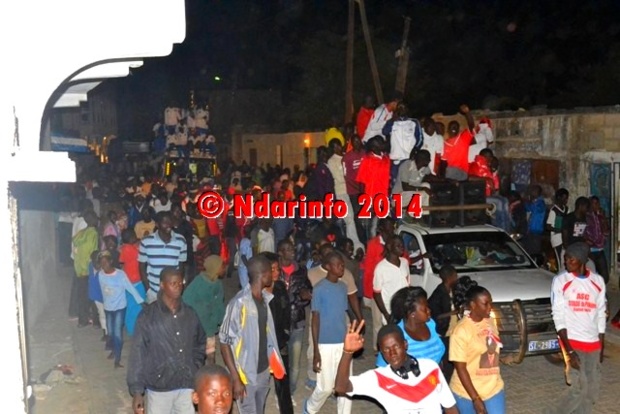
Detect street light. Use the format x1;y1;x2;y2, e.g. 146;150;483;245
303;135;310;168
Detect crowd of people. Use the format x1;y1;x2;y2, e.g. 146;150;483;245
63;93;617;414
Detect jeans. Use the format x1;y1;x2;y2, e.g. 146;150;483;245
146;388;194;414
454;389;505;414
125;282;145;336
487;196;511;233
274;353;294;414
74;275;91;325
105;307;126;364
237;368;270;414
288;328;305;395
225;237;237;278
363;297;384;352
337;193;364;252
589;250;609;284
548;350;601;414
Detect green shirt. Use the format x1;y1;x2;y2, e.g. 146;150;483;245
182;275;225;336
73;227;99;276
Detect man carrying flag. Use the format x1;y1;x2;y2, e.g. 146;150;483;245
334;321;457;414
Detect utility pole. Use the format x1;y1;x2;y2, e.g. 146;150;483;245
395;16;411;95
357;0;383;104
345;0;355;124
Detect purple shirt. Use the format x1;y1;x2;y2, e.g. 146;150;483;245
342;150;365;195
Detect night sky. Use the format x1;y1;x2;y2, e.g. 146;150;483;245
117;0;620;138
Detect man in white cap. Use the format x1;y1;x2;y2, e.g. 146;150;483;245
549;241;606;414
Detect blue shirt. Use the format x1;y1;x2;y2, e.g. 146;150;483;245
376;319;446;366
237;238;252;289
526;196;546;235
138;230;187;293
311;278;348;344
88;263;103;303
98;269;144;311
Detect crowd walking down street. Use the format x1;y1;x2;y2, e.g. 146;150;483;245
33;98;620;414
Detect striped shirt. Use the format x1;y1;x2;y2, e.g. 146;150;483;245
376;319;446;367
138;230;187;293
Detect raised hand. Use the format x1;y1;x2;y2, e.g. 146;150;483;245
343;319;365;353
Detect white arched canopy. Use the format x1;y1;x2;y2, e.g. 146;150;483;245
1;0;186;182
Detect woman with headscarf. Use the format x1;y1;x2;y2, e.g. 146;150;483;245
182;255;226;364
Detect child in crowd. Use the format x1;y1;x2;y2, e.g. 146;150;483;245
119;229;145;336
98;250;144;368
102;235;120;268
88;250;106;340
304;251;352;414
183;255;226;364
192;364;234;414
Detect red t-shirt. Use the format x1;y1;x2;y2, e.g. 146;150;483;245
443;130;474;173
356;106;375;139
119;243;141;284
468;155;493;196
363;236;385;299
356;153;391;197
342;149;365;195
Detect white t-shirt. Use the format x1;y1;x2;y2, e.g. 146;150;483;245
363;104;393;143
195;108;209;129
151;198;171;213
551;270;606;344
389;118;420;162
176;131;188;146
546;205;568;248
164;107;181;126
469;124;494;162
422;132;444;175
166;134;178;147
257;228;275;253
348;359;456;414
186;114;196;129
373;257;410;324
327;153;347;196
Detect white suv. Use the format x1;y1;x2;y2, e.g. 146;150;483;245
398;222;559;364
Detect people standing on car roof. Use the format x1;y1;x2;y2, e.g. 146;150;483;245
442;104;476;182
549;242;606;414
450;277;506;414
546;188;569;272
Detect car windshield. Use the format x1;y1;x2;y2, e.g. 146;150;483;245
422;231;535;273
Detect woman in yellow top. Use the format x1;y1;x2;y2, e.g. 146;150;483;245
449;277;505;414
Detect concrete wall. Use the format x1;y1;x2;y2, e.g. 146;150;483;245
232;131;324;167
18;209;59;330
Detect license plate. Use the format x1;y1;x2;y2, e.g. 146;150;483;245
528;339;559;352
